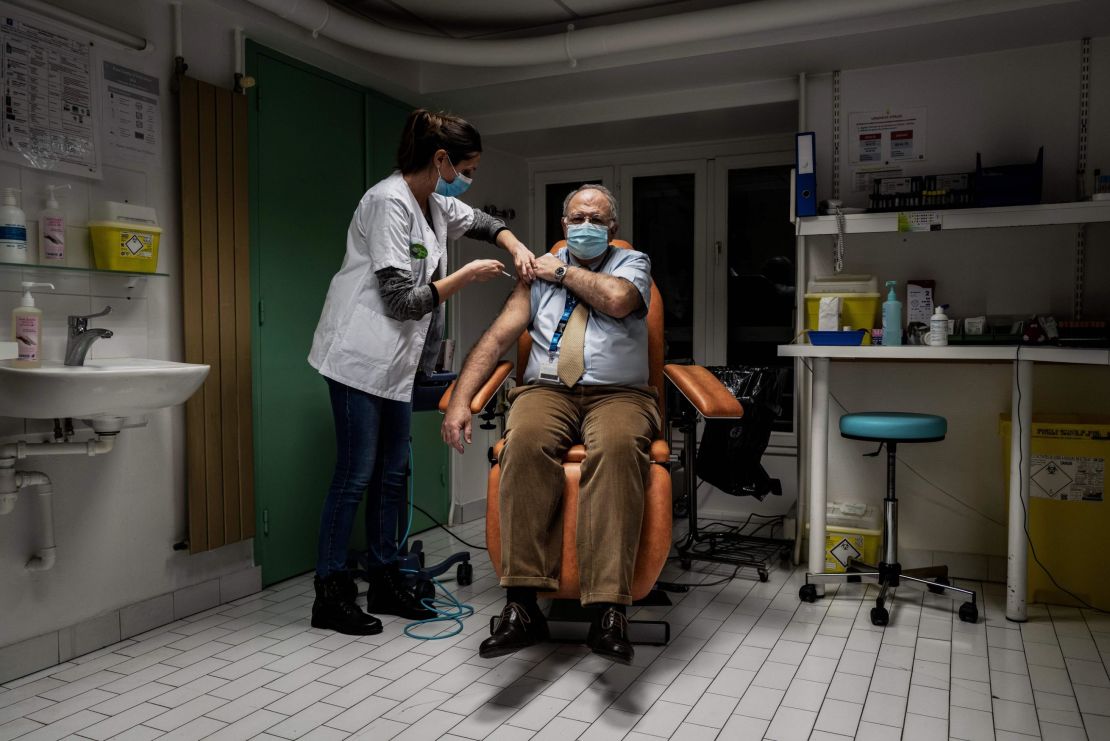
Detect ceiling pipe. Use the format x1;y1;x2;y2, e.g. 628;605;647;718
7;0;150;52
245;0;995;68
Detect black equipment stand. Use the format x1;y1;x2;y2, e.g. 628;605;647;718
670;394;793;583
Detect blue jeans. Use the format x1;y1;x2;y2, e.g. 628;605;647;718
316;377;411;577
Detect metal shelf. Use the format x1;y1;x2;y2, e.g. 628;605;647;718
796;200;1110;236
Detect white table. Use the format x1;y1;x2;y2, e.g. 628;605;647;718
778;344;1110;622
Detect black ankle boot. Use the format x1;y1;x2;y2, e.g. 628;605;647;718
312;573;383;636
366;564;436;621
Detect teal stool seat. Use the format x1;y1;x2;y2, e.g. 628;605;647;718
839;412;946;442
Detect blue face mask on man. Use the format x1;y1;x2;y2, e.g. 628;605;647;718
566;222;610;260
434;157;472;198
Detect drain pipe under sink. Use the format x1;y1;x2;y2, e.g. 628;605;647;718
0;434;118;571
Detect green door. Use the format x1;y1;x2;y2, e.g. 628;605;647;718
250;45;367;585
249;44;451;586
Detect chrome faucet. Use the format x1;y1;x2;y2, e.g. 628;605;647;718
65;306;114;366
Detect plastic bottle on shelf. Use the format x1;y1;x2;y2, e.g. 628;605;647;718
929;304;950;347
40;184;71;263
881;280;902;346
0;188;29;264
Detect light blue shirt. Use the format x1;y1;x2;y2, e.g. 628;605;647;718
523;246;652;387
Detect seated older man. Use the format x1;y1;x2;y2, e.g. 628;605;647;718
442;184;657;664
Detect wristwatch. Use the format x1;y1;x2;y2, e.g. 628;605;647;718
554;265;568;284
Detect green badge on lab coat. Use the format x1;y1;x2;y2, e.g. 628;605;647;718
410;243;428;259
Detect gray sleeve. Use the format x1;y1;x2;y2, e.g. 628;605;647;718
376;267;437;321
462;208;508;244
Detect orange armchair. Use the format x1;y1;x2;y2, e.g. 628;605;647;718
441;240;744;640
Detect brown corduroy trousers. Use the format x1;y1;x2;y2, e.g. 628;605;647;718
496;383;661;605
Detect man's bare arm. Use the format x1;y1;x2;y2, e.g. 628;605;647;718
532;253;643;319
441;280;531;452
560;266;642;318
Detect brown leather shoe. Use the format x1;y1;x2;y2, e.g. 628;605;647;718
587;607;634;665
479;602;549;659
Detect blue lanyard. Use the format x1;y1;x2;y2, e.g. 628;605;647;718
547;293;579;356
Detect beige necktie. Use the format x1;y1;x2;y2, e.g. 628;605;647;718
557;303;589;387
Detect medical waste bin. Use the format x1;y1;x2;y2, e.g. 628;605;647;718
1000;415;1110;607
805;501;882;573
89;201;162;273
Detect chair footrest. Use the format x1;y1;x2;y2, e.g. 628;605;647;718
542;618;670;646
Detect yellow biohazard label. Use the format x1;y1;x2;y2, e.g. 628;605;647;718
120;230;153;259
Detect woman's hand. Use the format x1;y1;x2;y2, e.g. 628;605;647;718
508;242;536;284
464;259;505;283
495;230;535;283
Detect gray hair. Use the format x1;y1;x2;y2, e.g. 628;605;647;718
562;183;619;225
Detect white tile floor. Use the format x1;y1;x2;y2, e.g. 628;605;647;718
3;518;1110;740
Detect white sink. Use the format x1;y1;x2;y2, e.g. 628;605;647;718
0;358;210;422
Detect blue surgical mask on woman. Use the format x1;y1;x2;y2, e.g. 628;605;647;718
434;157;472;198
566;222;610;260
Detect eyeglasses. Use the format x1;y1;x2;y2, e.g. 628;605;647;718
564;213;612;226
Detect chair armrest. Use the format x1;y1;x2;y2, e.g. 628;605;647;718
663;364;744;419
438;361;514;414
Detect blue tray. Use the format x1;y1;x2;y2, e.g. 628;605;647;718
808;329;867;346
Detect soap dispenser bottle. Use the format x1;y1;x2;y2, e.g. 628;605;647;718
40;184;70;263
12;282;54;367
882;280;903;346
0;187;28;264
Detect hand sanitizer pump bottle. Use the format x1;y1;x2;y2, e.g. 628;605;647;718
882;280;903;347
12;282;55;367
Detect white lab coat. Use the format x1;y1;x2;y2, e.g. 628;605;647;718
308;171;476;402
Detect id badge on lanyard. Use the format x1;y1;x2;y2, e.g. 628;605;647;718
537;293;577;382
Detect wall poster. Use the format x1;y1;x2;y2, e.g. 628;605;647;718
102;60;160;168
0;3;101;178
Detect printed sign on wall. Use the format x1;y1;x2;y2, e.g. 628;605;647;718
848;108;927;166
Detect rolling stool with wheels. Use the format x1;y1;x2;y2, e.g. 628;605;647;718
798;412;979;625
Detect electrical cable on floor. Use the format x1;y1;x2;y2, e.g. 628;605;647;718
410;503;487;550
381;446;477;639
657;564;741;590
397;571;476;640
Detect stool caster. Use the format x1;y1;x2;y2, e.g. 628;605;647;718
680;558;692;570
799;584;818;603
758;569;769;583
456;562;473;586
870;606;889;626
959;602;979;624
928;576;950;594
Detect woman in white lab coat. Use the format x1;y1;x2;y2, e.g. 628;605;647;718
308;109;534;635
